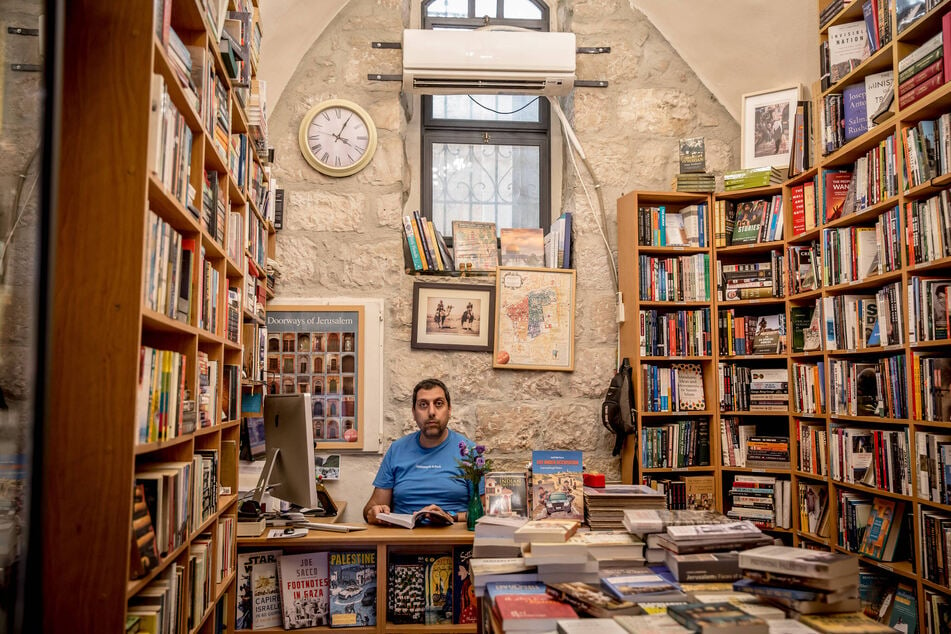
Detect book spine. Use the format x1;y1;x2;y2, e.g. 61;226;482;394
402;215;424;270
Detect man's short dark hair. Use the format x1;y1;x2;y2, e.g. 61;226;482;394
413;378;451;407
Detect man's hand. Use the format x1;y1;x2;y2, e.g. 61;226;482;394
366;504;391;525
420;504;456;522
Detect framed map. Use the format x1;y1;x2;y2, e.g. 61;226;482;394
493;267;576;371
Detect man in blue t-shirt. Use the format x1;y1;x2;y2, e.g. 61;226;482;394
363;378;483;524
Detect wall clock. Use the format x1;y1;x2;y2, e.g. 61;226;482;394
298;99;378;177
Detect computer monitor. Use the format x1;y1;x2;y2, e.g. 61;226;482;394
253;393;319;511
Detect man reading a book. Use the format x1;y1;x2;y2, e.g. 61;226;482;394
363;378;484;524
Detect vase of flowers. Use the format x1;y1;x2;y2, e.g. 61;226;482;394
454;442;492;531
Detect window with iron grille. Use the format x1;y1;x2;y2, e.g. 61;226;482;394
421;0;552;238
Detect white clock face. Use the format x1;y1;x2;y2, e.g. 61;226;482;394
299;100;378;177
306;106;369;169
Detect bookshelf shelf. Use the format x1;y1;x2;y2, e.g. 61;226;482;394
715;240;785;255
820;1;865;34
829;480;916;503
720;410;789;416
787;227;822;245
794;470;828;482
823;270;903;294
716;185;782;200
797;531;830;546
717;299;786;308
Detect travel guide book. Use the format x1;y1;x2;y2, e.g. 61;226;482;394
531;450;583;521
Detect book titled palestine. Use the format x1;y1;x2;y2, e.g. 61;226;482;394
329;550;376;628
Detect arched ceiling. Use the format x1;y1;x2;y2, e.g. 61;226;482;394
258;0;819;121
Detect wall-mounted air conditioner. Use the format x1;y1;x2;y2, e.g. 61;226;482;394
401;29;576;96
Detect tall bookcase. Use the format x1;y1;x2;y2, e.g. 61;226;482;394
45;1;273;631
618;3;951;629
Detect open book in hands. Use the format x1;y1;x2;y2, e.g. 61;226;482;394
376;508;455;529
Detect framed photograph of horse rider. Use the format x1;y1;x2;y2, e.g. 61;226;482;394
411;281;495;352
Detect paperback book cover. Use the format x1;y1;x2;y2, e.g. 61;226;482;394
730;200;767;245
236;549;282;630
278;551;330;629
329;550;376;628
387;561;425;624
531;450;583;521
452;545;477;624
419;552;454;624
251;561;282;629
679;136;706;173
843;82;868;141
485;471;530;517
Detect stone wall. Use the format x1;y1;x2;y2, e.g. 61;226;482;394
266;0;738;521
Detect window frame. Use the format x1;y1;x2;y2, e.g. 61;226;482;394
420;0;554;237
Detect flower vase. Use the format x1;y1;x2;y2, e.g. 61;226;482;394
466;482;484;531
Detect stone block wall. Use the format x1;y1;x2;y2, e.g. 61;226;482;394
266;0;738;520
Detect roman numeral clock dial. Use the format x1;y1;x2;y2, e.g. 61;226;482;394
298;99;378;177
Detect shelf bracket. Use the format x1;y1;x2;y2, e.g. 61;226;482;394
367;73;401;82
371;41;401;49
11;64;41;72
577;46;610;54
574;79;609;88
7;26;39;36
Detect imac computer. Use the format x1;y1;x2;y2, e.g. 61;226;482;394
254;393;320;513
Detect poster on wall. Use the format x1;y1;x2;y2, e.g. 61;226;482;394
265;304;366;450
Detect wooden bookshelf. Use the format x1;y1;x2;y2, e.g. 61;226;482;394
45;1;273;631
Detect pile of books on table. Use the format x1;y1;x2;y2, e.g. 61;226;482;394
672;172;716;193
583;484;666;531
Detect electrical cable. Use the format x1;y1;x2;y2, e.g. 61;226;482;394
0;146;41;275
467;95;539;116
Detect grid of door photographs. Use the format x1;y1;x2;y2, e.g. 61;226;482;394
266;329;358;443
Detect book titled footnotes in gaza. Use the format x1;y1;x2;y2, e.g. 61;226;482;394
531;450;583;521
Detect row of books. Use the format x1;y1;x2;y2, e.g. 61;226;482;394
717;365;789;412
906;191;951;266
640;475;715;511
828;426;913;495
821;226;880;287
788;179;819;235
827;354;907;419
787;242;820;296
820;282;904;350
911;428;949;502
792;361;826;415
149;74;194;210
716;251;785;301
402;212;453;272
920;507;951;587
717;311;786;356
836;492;908;562
912;354;951;423
798;482;831;537
636;204;708;248
639;419;711;469
728;475;792;530
637;253;711;302
851;138;900;211
638;308;712;357
901;113;951;189
840;70;892;143
797;419;829;477
715;195;784;246
908;275;951;342
787;100;815;177
640;363;706;413
790;302;823;353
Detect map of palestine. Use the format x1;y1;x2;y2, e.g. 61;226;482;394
496;269;574;370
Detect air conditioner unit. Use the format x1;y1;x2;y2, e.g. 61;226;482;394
402;29;576;96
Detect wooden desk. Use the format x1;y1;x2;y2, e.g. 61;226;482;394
237;522;476;633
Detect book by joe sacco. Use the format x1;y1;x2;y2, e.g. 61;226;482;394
530;450;583;521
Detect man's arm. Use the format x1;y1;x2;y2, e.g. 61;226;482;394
363;487;393;524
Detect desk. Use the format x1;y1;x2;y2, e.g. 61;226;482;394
237;522;476;633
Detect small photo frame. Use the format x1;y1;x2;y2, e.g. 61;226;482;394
411;282;496;352
741;85;801;170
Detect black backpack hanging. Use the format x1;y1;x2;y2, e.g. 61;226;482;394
601;358;637;458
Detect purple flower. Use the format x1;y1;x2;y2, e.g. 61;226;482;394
475;456;485;467
475;444;486;455
460;445;469;457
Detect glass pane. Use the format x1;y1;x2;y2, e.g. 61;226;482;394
502;0;543;19
431;142;540;236
431;95;540;123
425;0;470;18
474;0;498;18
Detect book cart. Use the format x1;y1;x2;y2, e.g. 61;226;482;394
44;1;274;631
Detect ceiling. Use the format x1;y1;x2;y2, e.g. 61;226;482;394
258;0;820;121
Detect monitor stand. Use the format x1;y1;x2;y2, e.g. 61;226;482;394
251;447;331;516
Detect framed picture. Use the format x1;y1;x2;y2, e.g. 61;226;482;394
411;282;495;352
266;303;370;451
494;267;576;371
741;85;801;170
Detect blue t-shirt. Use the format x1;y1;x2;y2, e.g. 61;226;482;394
372;429;484;515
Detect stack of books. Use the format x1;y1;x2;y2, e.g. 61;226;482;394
723;166;787;191
622;509;762;566
673;172;716;193
533;529;645;573
472;515;528;558
583;484;666;531
667;601;769;633
516;519;596;585
483;581;578;633
897;32;943;111
728;474;792;530
745;436;791;469
736;545;861;615
543;581;642;620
